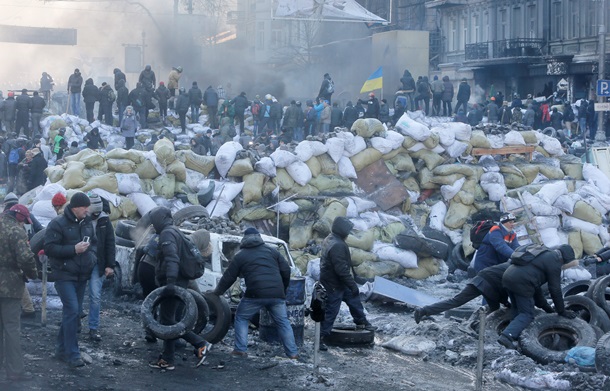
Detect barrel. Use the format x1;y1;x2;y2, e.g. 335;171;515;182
259;277;306;346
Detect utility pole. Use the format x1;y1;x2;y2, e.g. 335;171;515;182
596;0;607;141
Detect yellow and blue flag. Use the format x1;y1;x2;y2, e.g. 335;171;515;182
360;67;383;94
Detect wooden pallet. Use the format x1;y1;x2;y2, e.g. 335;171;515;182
471;145;536;160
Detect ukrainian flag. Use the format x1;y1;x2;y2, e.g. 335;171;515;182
360;67;383;94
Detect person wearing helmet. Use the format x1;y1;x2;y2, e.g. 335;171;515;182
473;213;520;273
365;92;380;119
167;66;183;97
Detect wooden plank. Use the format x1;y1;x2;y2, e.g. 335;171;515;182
471;146;535;156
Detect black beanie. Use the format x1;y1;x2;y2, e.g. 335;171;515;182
244;227;259;236
70;192;91;208
556;244;575;264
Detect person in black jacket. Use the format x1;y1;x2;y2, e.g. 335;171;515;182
81;194;115;342
231;92;249;134
318;73;334;104
498;244;577;349
14;89;31;138
455;78;471;115
99;83;115;126
175;87;190;133
400;69;416;111
30;91;46;137
113;68;126;91
26;148;47;191
67;69;83;116
44;192;96;368
154;82;170;123
365;93;380;119
414;262;553;323
188;82;203;124
203;86;219;129
148;207;210;370
82;78;99;124
116;79;129;126
138;65;156;90
342;101;358;130
212;227;298;359
319;217;376;351
83;127;104;150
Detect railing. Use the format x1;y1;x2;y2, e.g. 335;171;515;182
465;39;544;60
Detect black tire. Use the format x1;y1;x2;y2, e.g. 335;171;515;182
519;314;598;365
563;280;593;298
422;227;455;260
188;289;210;335
116;236;135;248
173;205;209;226
201;292;231;344
131;207;161;245
541;127;557;138
115;220;137;240
112;265;123;297
326;324;375;346
197;182;215;207
449;244;470;271
563;295;610;333
394;232;448;259
30;229;53;281
587;275;610;319
485;308;513;336
595;332;610;375
141;286;198;340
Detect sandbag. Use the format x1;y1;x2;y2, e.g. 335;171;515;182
520;131;538;144
390;153;415;172
309;175;353;194
504;131;526;146
62;161;87;189
430;173;465;186
45;165;65;183
537;164;565;180
135;159;162;179
325;137;345;163
349;248;378;266
581;231;602;255
446;141;469;158
338;156;357;179
79;173;118;193
153;174;176;199
422;133;440;149
345;229;376;251
227;158;254;177
65;148;105;169
418;167;439;190
313;200;347;236
536;181;568;205
175;150;215;176
394;113;430;141
127;192;157;217
107;158;136;173
270;149;298;168
242;172;265;204
563;216;599;235
365;118;385;136
351;119;376;138
232;205;275;222
317;153;339;175
254;156;276;177
153;138;176;165
355;260;404;279
166;159;187;182
454;190;475;205
107;148;145;163
371;137;395;155
402;136;418;150
440;177;465;201
403;257;440;280
344;135;366;157
289;220;314;249
273;168;295;191
583;163;610;194
282;183;319;197
568;231;584;259
515;164;540;184
409;149;444;170
286;161;313;186
572;200;603;225
215;142;243;178
372;242;417;269
375;222;407;243
444;201;474;229
469;130;491;148
350;148;383;172
306;156;322;177
295;140;326;162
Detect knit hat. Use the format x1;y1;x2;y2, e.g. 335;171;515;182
10;204;32;224
70;192;91;208
3;192;18;205
244;227;259;236
88;193;103;214
556;244;575;264
51;192;67;207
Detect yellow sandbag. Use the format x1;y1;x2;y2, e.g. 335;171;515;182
174;181;191;194
454;190;475;205
306;156;322;177
390;153;415;172
309;175;353;193
462;224;475;257
515;164;540;184
469;130;491;148
50;118;67;131
317;153;338;175
572;201;603;225
62;161;86;189
430;173;465;185
433;164;475;177
153;138;176;166
382;147;406;161
227;158;254;177
423;133;440;149
289;220;314;249
409;149;444;170
351;119;376;137
106;148;145;164
242;172;265;204
503;173;528;189
153;174;176;199
581;231;602;256
282;183;319;197
355;260;404;279
568;231;583;259
166;159;187;182
519;131;538;144
534;146;550;157
350;148;382;171
107;158;136;173
346;229;376;251
108;204;122;221
65;148;105;169
273;168;295;191
175;150;216;176
350;248;378;266
385;161;398;176
290;250;317;275
560;162;583;180
313;200;347;236
537;164;564;180
262;180;277;197
232;205;275;222
79;173;118;193
444;201;474;229
402;177;420;193
404;257;440;280
418;167;439;190
140;179;153;195
375;222;406;243
134;159;161;179
402;136;417;149
117;197;138;219
45;165;65;183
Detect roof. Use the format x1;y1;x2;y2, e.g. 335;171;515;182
273;0;386;23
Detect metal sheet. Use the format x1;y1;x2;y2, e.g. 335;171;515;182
370;276;440;306
355;160;408;210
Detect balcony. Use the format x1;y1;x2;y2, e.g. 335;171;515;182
465;39;544;61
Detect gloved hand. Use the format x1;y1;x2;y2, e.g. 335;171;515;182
559;310;577;319
542;306;555;314
163;283;176;297
351;286;360;296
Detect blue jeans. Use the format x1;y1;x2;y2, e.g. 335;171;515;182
85;265;104;331
293;127;303;142
579;118;587;136
321;123;330;134
502;292;535;339
191;105;200;123
70;93;81;116
55;280;87;363
234;297;298;357
320;287;367;338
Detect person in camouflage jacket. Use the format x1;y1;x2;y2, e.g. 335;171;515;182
0;204;37;381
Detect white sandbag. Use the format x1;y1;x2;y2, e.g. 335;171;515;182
275;201;299;214
372;242;418;269
562;267;592;282
600;225;610;246
385;131;405;150
583;163;610;194
445;141;468;158
480;172;506;201
351;197;377;213
206;198;232;218
441;177;465;201
563;216;600;235
449;122;472;141
309;141;328;156
395;113;431;141
536;181;568;205
325;137;345;163
343;135;366;157
504;131;526;146
338;156;357;179
126;192;157;217
370;137;394;154
116;173;143;195
430;126;455;147
429;201;448;232
34;183;66;202
294;141;315;162
307;258;321;281
213;181;244;202
31;200;57;226
407;142;427;152
501;197;522;213
286;161;313;186
185;169;207;192
553;193;583;214
215;141;243;178
540;134;564;156
350;212;382;231
539;227;562;248
577;184;610;212
270;149;298;168
254;157;276;177
345;198;358;218
521;191;561;216
529;215;560;230
487;134;505;148
89;188;121;207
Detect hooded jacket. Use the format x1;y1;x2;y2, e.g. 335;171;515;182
343;102;358;128
320;217;358;293
456;81;471;102
188;84;203;106
84;128;104;149
113;68;126;91
150;207;183;286
400;70;415;91
0;212;37;299
28;151;47;189
203;86;219;107
92;212;116;277
473;223;519;272
441;77;454;102
214;232;290;299
68;71;83;93
138;65;156;88
116;80;130;107
82;79;100;103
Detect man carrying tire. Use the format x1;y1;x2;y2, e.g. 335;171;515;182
210;227;298;359
147;207;210;371
473;213;520;273
498;244;577;349
319;217;376;351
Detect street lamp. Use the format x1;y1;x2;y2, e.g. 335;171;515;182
596;0;607;141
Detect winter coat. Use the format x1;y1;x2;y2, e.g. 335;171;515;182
188;85;203;106
15;93;31;114
342;105;358;128
417;77;431;99
128;87;145;110
113;69;126;91
231;94;249;115
320;217;358;293
551;111;563;130
167;69;182;90
82;79;100;103
84;129;104;149
0;213;37;299
499;106;512;124
100;85;115;106
269;101;282;121
283;104;301;129
430;79;444;95
155;85;170;105
116;81;129;108
486;102;499;122
523;106;535;127
441;80;454;102
150;207;186;286
512;107;523;124
0;97;16;121
68;72;83;94
40;74;54;92
456;81;471;102
330;106;343;127
318;77;334;101
138;67;156;88
92;213;116;277
214;232;290;299
203;87;219;108
365;97;380;119
379;103;390;123
473;224;520;272
30;95;46;114
45;206;97;282
28;153;47;189
120;112;139;137
400;70;415;92
320;106;331;124
502;248;566;313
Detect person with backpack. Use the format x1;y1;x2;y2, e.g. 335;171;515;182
318;73;334;104
6;138;25;194
231;91;249;134
147;206;211;370
99;83;115;126
188;82;203;124
210;227;298;359
473;213;520;273
498;244;577;349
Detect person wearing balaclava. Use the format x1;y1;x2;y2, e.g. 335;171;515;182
499;244;578;349
318;216;377;351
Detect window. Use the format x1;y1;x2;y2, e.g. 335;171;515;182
512;7;522;37
461;15;467;48
483;11;489;41
271;29;282;48
568;0;579;38
450;17;457;51
499;9;508;40
472;14;480;43
551;2;562;40
587;0;597;37
257;21;265;49
527;4;537;38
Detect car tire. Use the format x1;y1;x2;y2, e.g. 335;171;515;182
563;294;610;333
131;207;160;246
201;292;231;344
326;324;375;346
141;286;198;340
112;265;123;297
541;127;557;138
449;244;470;272
394;232;448;259
485;308;513;336
519;314;598;365
188;289;210;335
115;220;137;240
587;275;610;319
595;332;610;375
116;236;135;248
562;280;593;298
173;205;209;226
